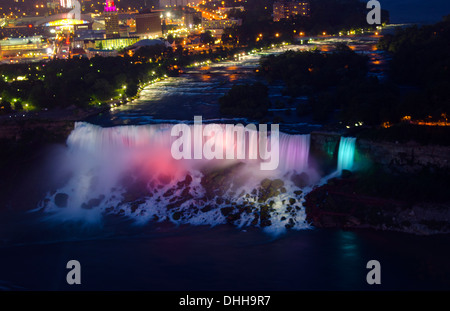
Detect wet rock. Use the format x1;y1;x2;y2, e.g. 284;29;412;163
122;183;151;203
130;199;146;213
271;179;285;189
260;219;272;227
251;215;259;226
201;162;245;199
54;193;69;208
177;174;193;188
81;195;105;210
158;174;172;184
260;205;272;227
285;218;295;229
291;172;310;188
341;169;353;179
180;187;191;198
220;206;234;216
294;190;303;196
346;216;361;226
289;198;296;205
258;178;285;202
172;212;182;221
201;205;213;212
163;188;175;197
260;178;271;189
226;213;240;223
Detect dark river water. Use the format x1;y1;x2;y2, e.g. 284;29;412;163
0;42;449;291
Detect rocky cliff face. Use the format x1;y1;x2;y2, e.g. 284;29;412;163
304;175;450;236
310;131;450;173
307;132;450;235
0;120;74;142
356;139;450;173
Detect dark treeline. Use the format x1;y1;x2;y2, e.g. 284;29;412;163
257;44;399;125
378;15;450;121
0;44;252;114
0;57;159;113
259;45;368;95
219;83;271;119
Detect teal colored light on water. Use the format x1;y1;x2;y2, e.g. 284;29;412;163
337;137;356;172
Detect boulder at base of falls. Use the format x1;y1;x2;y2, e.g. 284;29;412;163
54;193;69;208
291;172;310;188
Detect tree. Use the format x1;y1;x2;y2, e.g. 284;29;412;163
200;31;214;45
14;102;23;111
93;79;113;101
0;100;12;115
167;34;175;44
219;82;270;119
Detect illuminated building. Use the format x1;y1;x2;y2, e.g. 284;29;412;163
73;36;140;50
182;8;202;27
201;18;242;30
160;0;196;7
45;18;89;27
0;37;49;59
273;0;310;22
135;10;162;38
104;0;120;38
94;37;140;49
60;0;73;8
218;6;244;14
86;48;118;58
0;25;47;38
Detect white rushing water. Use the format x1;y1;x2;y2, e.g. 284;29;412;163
38;122;321;235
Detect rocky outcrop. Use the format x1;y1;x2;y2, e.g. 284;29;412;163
310;132;341;175
0;119;74;142
310;131;450;174
54;193;69;208
356;139;450;173
304;175;450;235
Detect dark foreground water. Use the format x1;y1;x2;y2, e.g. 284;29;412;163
1;216;450;291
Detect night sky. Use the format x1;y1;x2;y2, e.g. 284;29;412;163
381;0;450;24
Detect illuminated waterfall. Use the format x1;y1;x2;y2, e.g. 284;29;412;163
39;122;314;232
337;137;356;173
278;133;310;173
66;122;310;173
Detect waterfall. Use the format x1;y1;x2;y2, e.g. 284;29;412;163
67;122;311;173
39;122;314;232
278;133;310;173
337;137;357;173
